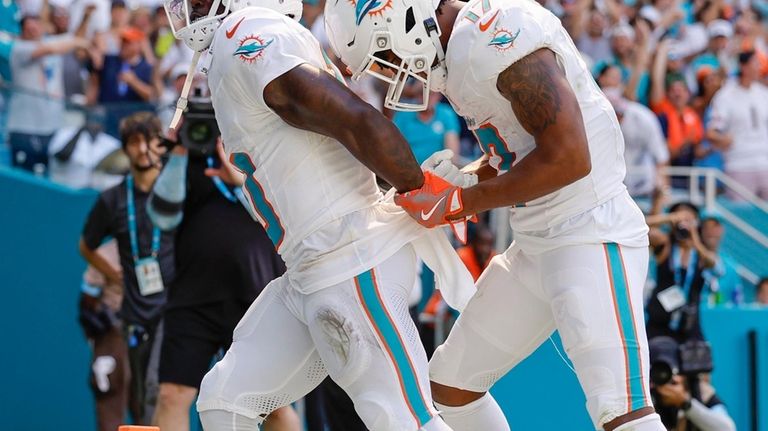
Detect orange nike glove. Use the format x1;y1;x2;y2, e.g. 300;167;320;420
395;171;470;243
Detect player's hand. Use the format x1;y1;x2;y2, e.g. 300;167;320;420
395;171;472;243
395;171;463;227
421;150;478;188
205;139;245;186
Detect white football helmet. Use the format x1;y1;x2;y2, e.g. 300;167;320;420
164;0;302;52
163;0;302;131
324;0;446;111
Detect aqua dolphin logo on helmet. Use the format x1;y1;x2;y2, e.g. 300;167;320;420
324;0;446;111
352;0;392;25
233;35;273;63
488;28;520;51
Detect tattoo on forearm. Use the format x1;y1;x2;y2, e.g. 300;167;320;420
497;49;563;135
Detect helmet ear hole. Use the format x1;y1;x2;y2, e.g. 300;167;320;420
404;7;415;33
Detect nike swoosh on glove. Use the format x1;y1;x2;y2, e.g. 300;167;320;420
395;171;470;243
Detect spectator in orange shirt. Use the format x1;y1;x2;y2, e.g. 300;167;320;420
651;40;705;176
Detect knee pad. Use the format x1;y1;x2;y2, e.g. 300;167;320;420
354;394;398;431
429;328;508;392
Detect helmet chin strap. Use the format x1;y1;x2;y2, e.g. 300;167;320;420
169;49;203;131
425;17;447;92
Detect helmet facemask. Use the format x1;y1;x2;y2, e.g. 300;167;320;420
354;31;435;111
164;0;230;52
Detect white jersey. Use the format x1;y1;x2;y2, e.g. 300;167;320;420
444;0;647;251
205;7;423;293
708;79;768;172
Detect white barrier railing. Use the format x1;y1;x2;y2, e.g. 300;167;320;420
489;167;767;284
662;166;768;249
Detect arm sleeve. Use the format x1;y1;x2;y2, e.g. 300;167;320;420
82;195;112;250
148;153;188;231
685;399;736;431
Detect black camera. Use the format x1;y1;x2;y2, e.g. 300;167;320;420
649;336;713;386
673;223;691;241
177;98;220;156
650;336;679;386
679;340;714;375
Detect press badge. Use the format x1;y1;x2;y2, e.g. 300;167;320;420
136;257;164;296
657;285;686;312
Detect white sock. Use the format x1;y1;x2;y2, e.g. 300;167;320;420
611;413;666;431
435;393;510;431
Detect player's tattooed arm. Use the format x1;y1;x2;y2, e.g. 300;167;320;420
263;64;424;193
496;49;563;135
447;48;591;219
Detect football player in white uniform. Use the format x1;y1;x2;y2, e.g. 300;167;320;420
162;0;476;430
324;0;664;430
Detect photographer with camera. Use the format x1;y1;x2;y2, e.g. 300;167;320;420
147;99;300;431
648;336;735;431
646;202;717;342
79;112;173;426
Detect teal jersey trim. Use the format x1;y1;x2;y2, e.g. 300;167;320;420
231;153;285;249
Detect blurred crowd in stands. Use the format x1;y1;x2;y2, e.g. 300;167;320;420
0;0;767;428
2;0;767;195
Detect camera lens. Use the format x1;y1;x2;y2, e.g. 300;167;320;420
650;362;673;386
178;100;220;156
188;121;212;144
674;223;691;241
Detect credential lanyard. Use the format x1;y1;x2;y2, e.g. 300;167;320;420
126;175;161;261
207;156;237;202
669;245;697;331
671;245;697;299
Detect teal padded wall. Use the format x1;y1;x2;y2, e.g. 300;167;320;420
0;167;97;430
